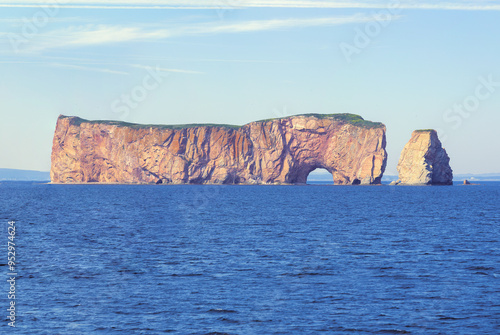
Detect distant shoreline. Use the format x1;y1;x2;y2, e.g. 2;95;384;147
2;169;500;184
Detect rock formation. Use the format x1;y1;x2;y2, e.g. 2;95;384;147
51;114;387;185
396;130;453;185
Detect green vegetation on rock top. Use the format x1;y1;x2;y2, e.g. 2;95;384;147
60;112;384;130
414;129;436;133
61;115;241;130
254;113;384;128
312;113;384;128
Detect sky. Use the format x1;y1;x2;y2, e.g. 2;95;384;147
1;0;499;175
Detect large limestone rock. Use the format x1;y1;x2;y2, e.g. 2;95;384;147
396;130;453;185
51;114;387;185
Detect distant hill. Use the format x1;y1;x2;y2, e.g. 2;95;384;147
382;174;500;182
381;173;500;182
0;169;50;181
1;168;498;183
453;173;500;182
312;171;500;183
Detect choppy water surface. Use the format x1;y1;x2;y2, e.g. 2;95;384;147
1;182;499;334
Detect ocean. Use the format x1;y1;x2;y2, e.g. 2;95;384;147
1;181;499;334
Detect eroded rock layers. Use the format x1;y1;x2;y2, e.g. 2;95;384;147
396;130;453;185
51;114;387;185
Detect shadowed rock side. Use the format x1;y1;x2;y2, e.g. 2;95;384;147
396;130;453;185
51;114;387;185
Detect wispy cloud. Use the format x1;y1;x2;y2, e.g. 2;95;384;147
48;63;129;75
185;15;378;34
7;15;381;52
0;60;204;76
0;60;129;74
0;17;95;24
53;25;171;47
0;1;500;11
131;64;205;74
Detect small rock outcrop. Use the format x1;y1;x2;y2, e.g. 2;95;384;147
396;130;453;185
51;114;387;185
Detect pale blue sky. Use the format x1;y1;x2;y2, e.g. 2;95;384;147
1;0;499;174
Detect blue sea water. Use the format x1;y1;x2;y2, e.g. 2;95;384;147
1;181;499;334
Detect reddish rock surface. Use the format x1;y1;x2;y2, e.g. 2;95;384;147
396;130;453;185
51;114;387;185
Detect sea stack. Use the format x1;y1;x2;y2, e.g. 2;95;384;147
50;114;387;185
396;130;453;185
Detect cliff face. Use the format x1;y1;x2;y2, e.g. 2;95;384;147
51;114;387;185
396;130;453;185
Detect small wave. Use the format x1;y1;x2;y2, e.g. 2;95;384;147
376;330;410;334
281;272;334;277
217;317;240;324
148;310;167;315
251;319;272;323
438;316;463;321
466;266;494;271
72;275;94;279
335;326;365;332
171;273;203;277
207;308;238;314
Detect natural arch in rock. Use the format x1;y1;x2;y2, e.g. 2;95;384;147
51;114;387;185
306;167;334;185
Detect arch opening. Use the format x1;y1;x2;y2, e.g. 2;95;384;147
306;168;334;185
